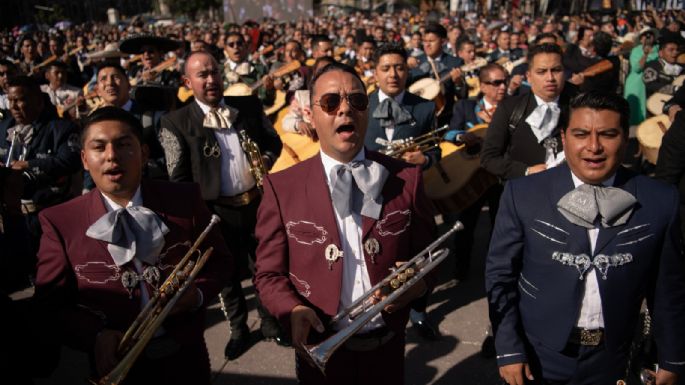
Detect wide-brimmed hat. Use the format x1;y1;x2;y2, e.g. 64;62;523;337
87;43;128;59
119;34;180;54
638;27;659;38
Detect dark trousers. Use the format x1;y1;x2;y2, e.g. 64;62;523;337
295;331;405;385
122;338;211;385
526;339;628;385
211;198;276;335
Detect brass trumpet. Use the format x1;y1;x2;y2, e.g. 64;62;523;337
304;221;464;373
93;214;221;385
239;130;267;190
380;124;449;159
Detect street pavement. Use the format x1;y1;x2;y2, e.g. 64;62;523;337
35;211;502;385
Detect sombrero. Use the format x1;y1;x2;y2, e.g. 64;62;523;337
119;34;180;54
87;43;128;59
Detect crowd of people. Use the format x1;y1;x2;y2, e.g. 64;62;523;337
1;3;685;385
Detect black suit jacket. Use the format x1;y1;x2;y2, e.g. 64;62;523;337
158;95;282;201
655;110;685;239
364;91;439;168
449;98;480;132
563;44;595;76
480;85;578;180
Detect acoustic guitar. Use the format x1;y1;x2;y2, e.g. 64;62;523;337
636;114;671;165
408;57;488;115
422;124;498;214
223;60;301;97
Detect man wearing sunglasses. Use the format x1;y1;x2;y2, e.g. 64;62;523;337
158;51;284;360
255;62;436;385
223;32;275;107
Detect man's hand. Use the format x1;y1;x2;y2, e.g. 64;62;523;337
163;283;201;315
141;70;157;83
499;363;534;385
667;105;682;122
407;57;419;69
568;73;585;85
262;74;274;90
450;68;463;84
656;368;678;385
94;329;123;377
296;120;317;140
381;277;427;314
508;74;523;95
10;160;29;171
476;108;496;124
526;164;547;175
291;305;324;355
401;150;427;165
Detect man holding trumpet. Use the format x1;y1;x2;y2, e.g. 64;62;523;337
34;107;230;384
254;62;436;385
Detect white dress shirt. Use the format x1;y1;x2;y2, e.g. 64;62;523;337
530;94;564;167
196;99;256;196
377;89;406;142
320;148;385;332
40;84;82;109
571;172;616;329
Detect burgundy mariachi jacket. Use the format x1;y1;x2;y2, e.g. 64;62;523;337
254;150;436;338
34;179;231;353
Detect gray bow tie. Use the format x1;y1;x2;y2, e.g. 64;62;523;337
86;206;170;266
203;105;238;130
372;97;414;128
557;184;637;229
7;124;34;145
330;159;389;219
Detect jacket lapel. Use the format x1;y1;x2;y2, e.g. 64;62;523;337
306;154;343;264
367;92;384;141
86;188;112;256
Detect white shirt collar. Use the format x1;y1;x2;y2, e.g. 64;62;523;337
226;59;239;70
570;170;615;188
482;97;495;110
195;98;225;115
121;99;133;112
532;93;560;106
320;148;366;192
377;89;405;104
100;186;143;212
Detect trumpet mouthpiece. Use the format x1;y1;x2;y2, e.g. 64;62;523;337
453;221;464;231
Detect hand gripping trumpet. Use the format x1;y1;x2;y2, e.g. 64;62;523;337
379;124;449;159
304;221;464;373
92;214;221;385
239;130;267;190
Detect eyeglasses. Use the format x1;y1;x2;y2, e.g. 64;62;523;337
226;41;244;48
314;93;369;114
483;79;508;87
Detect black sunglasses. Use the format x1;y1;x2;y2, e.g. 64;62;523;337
314;93;369;114
226;41;244;48
483;79;508;86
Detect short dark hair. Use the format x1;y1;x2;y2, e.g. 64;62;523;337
527;43;563;63
577;27;591;42
226;32;245;43
373;42;407;63
0;59;17;71
311;34;331;48
46;60;69;71
81;106;144;145
592;31;613;58
96;63;128;79
566;91;630;134
479;63;507;83
424;23;447;39
457;39;475;52
360;36;376;47
534;32;559;45
7;75;41;95
309;62;364;103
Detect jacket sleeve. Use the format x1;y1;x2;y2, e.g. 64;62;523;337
480;100;529;180
25;120;81;189
257;112;283;168
655;111;685;185
159;114;193;183
485;180;528;367
34;212;106;353
254;175;304;331
409;165;438;288
421;104;440;170
650;186;685;376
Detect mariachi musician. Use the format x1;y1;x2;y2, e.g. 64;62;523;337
363;43;440;340
223;32;275;107
158;51;284;360
409;23;467;126
120;34;181;89
39;61;82;120
643;34;683;100
34;107;230;385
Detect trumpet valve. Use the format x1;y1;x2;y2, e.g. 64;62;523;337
397;272;407;283
390;278;401;290
405;267;416;278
